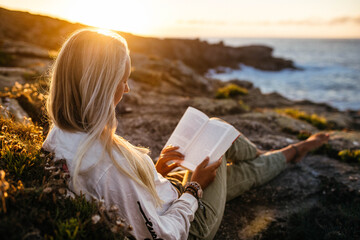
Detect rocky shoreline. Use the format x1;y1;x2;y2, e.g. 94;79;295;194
1;7;360;240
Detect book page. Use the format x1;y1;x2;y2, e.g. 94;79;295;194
208;120;241;162
182;120;235;171
164;107;209;153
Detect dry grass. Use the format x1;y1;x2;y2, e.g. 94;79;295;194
0;113;131;239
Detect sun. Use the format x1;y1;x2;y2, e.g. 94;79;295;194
66;0;153;35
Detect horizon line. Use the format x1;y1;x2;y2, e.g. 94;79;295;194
2;5;360;40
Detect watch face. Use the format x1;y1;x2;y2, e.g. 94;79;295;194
198;189;203;199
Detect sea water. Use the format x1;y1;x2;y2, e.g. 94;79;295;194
204;38;360;111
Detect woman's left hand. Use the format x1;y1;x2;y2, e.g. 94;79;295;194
155;145;184;177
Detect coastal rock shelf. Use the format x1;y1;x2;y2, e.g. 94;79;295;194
0;7;296;74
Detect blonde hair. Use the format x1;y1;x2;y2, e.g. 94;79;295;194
47;29;162;206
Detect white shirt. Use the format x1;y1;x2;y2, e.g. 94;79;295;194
42;125;198;240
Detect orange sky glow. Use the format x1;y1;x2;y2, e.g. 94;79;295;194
0;0;359;38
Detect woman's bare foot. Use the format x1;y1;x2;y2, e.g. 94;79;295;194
289;132;330;163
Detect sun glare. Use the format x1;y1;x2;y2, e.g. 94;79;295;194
66;0;153;35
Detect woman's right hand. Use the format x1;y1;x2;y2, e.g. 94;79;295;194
190;157;222;190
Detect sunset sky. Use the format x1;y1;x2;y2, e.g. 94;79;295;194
0;0;359;38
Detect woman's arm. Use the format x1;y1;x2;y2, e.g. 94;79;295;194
96;165;198;239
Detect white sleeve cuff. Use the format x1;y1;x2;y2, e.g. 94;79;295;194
180;192;199;214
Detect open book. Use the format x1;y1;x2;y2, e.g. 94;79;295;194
164;107;240;171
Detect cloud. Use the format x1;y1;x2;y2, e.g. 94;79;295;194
177;16;360;26
276;16;360;25
177;19;227;25
329;16;360;24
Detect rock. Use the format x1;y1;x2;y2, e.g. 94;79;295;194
190;97;246;116
15;57;52;73
251;133;297;150
327;131;360;152
215;154;360;239
130;54;215;96
0;97;29;122
290;105;355;130
0;67;36;76
16;93;44;124
0;39;51;59
227;79;254;89
0;7;84;50
0;74;24;89
242;88;295;108
0;7;298;74
232;111;316;135
0;39;53;72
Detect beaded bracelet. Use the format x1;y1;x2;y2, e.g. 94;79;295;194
184;182;206;218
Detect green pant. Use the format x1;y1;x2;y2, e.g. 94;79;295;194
186;134;287;240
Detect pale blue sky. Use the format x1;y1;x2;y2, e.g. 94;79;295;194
1;0;359;38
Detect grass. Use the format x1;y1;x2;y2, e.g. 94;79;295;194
276;108;328;130
0;114;131;239
215;83;248;99
238;100;250;111
311;143;360;165
1;80;48;126
297;130;312;140
338;149;360;163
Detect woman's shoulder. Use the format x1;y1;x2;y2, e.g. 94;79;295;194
42;125;125;172
43;125;87;158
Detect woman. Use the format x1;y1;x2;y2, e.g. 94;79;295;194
43;29;329;240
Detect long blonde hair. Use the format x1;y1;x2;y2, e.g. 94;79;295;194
47;29;162;206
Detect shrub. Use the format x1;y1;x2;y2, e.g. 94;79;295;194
0;115;44;181
0;80;48;126
0;115;131;239
297;130;312;140
338;149;360;163
216;84;248;99
276;108;328;130
238;100;250;111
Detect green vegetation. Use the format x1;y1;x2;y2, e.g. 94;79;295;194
297;130;312;140
1;80;48;125
215;83;248;99
276;108;328;130
0;114;130;239
238;100;250;111
22;72;40;81
338;149;360;163
311;143;360;165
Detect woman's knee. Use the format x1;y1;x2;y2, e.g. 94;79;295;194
225;135;258;163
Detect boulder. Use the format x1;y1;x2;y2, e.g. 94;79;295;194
242;88;294;108
235;111;316;135
0;39;51;59
190;97;246;116
0;97;29;122
0;74;24;90
327;131;360;152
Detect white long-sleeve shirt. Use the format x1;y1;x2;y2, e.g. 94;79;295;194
42;125;198;240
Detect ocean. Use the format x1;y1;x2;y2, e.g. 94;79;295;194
203;38;360;111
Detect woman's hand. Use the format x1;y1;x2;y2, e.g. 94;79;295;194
155;145;184;177
191;157;222;190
